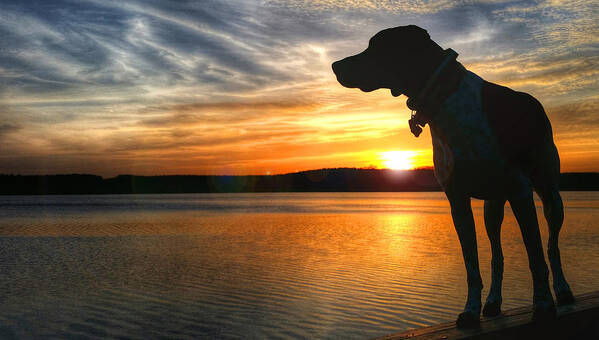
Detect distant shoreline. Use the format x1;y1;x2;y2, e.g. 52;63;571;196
1;168;598;195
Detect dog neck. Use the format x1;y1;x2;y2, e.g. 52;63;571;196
408;50;466;137
407;49;458;110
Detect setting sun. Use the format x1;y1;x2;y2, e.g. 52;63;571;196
379;151;418;170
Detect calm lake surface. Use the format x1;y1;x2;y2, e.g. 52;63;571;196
1;192;598;339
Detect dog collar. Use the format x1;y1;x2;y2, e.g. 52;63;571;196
407;48;458;112
408;48;459;137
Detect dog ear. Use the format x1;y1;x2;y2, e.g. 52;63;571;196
400;25;445;54
403;25;431;47
405;25;430;40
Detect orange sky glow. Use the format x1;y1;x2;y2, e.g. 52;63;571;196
1;1;597;176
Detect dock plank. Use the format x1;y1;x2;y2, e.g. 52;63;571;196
373;291;599;340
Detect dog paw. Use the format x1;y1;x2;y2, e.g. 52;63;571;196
456;312;480;328
556;290;575;306
482;299;502;317
532;300;557;323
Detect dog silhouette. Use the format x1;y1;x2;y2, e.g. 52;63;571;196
332;25;574;328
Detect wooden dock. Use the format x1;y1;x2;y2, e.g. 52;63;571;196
373;291;599;340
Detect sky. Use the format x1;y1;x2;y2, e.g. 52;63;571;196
0;0;597;176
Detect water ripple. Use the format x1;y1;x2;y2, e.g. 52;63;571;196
1;192;598;338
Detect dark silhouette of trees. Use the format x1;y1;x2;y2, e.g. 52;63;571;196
0;169;597;194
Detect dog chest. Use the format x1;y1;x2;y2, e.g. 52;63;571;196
429;72;525;197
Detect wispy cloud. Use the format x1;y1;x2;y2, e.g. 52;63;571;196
0;0;597;175
0;123;21;138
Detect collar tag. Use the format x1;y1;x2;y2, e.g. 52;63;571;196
409;110;423;137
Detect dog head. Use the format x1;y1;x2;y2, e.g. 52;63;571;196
332;25;444;98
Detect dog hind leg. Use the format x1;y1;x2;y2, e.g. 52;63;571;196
509;193;556;321
448;195;482;328
482;199;506;316
532;142;574;305
537;188;574;305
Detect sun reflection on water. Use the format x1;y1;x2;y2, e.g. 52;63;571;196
0;193;598;338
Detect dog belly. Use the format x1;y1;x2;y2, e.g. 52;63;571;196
431;136;530;199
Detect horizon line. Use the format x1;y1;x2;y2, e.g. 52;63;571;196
0;166;436;179
3;167;599;179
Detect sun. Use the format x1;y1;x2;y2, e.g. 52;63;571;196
379;150;418;170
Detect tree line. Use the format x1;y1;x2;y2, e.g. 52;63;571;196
1;168;598;194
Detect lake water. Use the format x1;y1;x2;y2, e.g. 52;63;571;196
1;192;598;339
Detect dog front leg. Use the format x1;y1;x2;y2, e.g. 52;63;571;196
448;195;482;328
482;199;505;316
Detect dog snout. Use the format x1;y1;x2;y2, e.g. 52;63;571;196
332;57;358;88
331;60;341;74
331;59;346;79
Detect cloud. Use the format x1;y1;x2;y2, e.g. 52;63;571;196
548;98;599;132
0;0;597;175
0;123;21;137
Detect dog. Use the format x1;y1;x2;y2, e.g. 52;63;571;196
332;25;574;328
